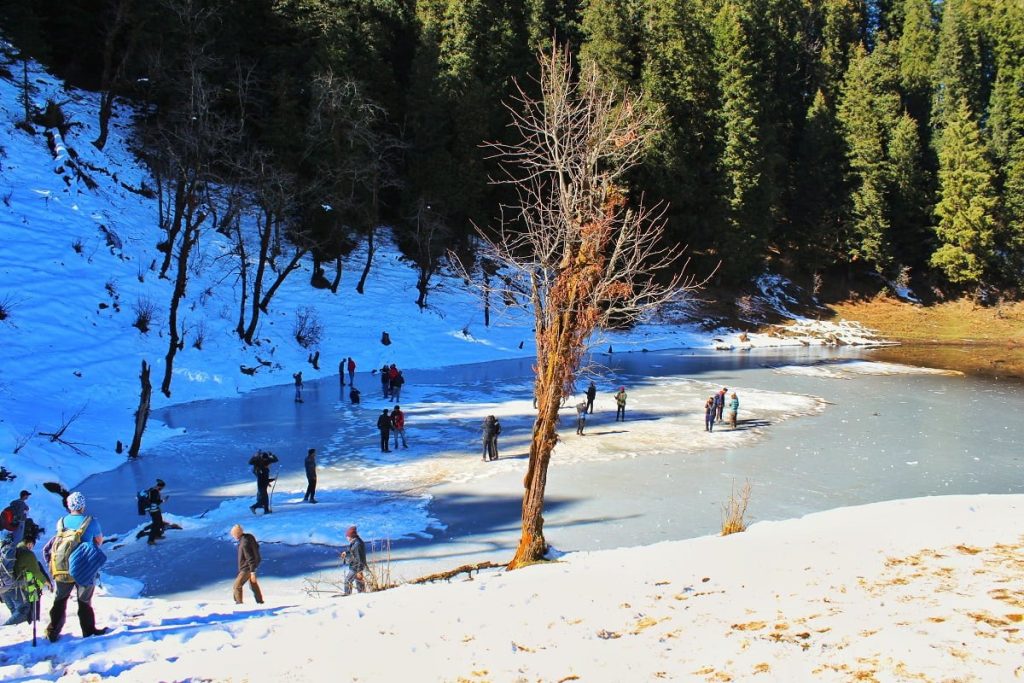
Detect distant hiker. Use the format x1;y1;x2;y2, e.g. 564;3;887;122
249;451;278;514
303;449;318;504
380;365;390;398
3;535;51;626
704;396;716;432
585;381;597;414
340;526;367;595
350;386;361;404
727;392;739;429
230;524;264;605
614;387;627;422
391;406;408;449
714;388;727;422
481;415;497;461
2;490;31;545
143;479;167;545
575;401;588;435
347;357;356;386
377;409;392;452
45;491;108;641
339;358;346;387
390;370;405;403
293;371;304;403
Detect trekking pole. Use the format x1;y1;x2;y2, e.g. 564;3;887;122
30;587;37;647
269;468;278;510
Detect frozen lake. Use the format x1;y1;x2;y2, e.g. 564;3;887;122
75;347;1024;597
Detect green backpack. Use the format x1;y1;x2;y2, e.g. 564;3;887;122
48;516;91;583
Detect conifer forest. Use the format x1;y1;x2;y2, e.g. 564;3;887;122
3;0;1023;297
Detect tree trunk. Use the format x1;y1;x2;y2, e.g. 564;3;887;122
259;246;306;313
483;267;491;327
93;91;115;150
243;207;273;343
128;360;151;457
356;226;375;294
235;220;248;338
330;253;343;294
159;171;188;278
161;207;201;397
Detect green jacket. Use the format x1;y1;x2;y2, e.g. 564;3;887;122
12;544;49;598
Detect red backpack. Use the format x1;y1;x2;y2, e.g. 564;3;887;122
0;507;18;532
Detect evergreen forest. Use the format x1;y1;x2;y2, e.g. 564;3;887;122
3;0;1023;299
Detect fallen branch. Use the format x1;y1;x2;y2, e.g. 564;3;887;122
408;561;502;585
38;405;94;455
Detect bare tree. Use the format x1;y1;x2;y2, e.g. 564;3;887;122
128;359;152;457
93;0;140;150
477;47;697;569
410;198;450;309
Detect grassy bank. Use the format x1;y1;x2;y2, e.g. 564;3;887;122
829;297;1024;380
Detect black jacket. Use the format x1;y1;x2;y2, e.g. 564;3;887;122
304;455;317;480
237;533;261;573
377;414;391;432
345;535;367;572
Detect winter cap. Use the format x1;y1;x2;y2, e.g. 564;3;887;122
156;479;166;487
19;490;31;498
346;525;358;538
66;491;86;512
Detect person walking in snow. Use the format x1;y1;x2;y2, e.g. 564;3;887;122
390;406;408;449
585;381;597;414
714;387;727;422
390;371;405;403
249;451;278;514
377;409;392;453
4;490;31;546
704;396;716;432
230;524;264;605
614;387;627;422
575;401;588;435
726;392;740;429
3;535;52;626
44;492;108;641
293;371;304;403
340;526;367;595
303;448;318;503
143;479;167;545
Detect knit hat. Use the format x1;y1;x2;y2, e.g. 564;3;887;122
66;491;86;512
346;525;358;538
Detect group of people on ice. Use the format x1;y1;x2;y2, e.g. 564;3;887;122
705;387;740;431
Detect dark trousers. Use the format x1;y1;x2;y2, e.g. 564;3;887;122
586;397;594;414
616;405;625;421
303;477;317;502
232;570;264;604
343;567;366;595
380;430;391;452
705;413;715;431
253;485;270;512
47;582;97;638
148;510;164;543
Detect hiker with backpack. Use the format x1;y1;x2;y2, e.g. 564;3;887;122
3;535;52;626
44;492;108;642
1;490;32;545
139;479;167;545
249;451;278;514
230;524;264;604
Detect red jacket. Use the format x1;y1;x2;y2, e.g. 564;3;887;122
348;358;356;372
391;410;405;429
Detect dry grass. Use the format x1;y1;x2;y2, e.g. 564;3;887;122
721;480;751;536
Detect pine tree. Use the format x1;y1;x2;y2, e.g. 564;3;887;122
579;0;642;92
887;112;932;270
815;0;866;102
931;0;989;133
898;0;938;125
837;42;903;274
930;98;999;286
713;0;770;277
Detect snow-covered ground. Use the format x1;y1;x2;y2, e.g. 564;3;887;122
3;53;1021;682
2;495;1021;682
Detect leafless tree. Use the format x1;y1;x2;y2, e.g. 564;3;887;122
410;198;451;309
38;405;93;456
476;47;699;569
93;0;141;150
128;360;152;457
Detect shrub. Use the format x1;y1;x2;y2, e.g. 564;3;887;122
293;306;324;349
72;238;84;254
132;297;157;333
192;321;206;350
720;480;751;536
0;294;14;323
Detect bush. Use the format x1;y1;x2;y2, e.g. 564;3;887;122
133;297;157;333
0;294;14;323
720;480;751;536
293;307;324;349
72;238;84;254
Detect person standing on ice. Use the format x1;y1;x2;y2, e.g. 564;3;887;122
614;387;627;421
585;381;597;414
714;387;727;422
704;396;716;432
340;526;367;595
293;371;304;403
248;451;278;514
339;358;346;387
347;356;356;386
390;406;408;449
390;370;405;403
143;479;167;545
377;409;392;452
726;392;739;429
379;365;390;398
481;415;497;461
230;524;264;605
575;401;588;435
302;448;318;503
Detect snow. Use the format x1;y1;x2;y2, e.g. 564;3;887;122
2;53;1021;682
